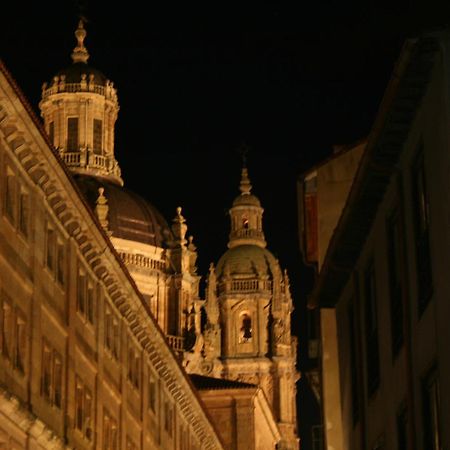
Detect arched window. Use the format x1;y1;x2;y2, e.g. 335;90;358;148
242;217;249;229
239;314;252;342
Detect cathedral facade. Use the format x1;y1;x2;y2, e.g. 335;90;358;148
0;21;299;449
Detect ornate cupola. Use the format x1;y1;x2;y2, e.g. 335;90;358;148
228;166;266;248
39;20;123;185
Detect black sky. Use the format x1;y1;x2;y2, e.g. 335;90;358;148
2;2;449;448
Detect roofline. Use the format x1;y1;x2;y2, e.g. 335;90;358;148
308;33;441;308
297;137;368;182
0;59;225;447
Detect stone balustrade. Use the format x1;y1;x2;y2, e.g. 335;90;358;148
167;335;185;352
119;252;165;271
219;278;272;294
42;81;118;102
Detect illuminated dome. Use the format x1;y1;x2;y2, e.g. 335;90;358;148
75;175;172;247
54;62;108;86
216;244;279;278
232;193;261;207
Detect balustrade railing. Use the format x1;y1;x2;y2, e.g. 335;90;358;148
42;82;117;100
230;228;264;239
119;252;165;271
61;152;81;165
167;335;185;352
90;153;107;169
219;278;272;293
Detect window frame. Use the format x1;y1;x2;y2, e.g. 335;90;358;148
67;117;79;152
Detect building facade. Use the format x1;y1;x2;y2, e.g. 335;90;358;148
0;20;299;450
298;32;450;450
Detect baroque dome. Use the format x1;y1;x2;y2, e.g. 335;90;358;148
216;244;280;278
55;62;108;86
232;193;261;207
74;175;172;247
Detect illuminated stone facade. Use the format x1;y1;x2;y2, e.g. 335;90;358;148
0;62;222;449
0;20;300;450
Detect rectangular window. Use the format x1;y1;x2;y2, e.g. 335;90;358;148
364;263;380;396
40;341;63;408
127;345;141;390
77;271;95;324
87;287;94;324
412;150;433;314
46;228;55;270
18;192;29;236
75;377;93;440
67;118;79;152
41;343;52;400
422;367;441;450
56;243;65;285
93;119;102;154
103;410;118;450
53;353;62;408
77;272;86;315
148;376;156;413
49;121;54;146
14;312;26;373
5;173;15;223
1;299;13;361
75;380;84;431
348;302;359;424
387;211;404;357
164;401;173;436
105;307;120;360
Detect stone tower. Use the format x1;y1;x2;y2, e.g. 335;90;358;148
39;20;122;185
205;166;300;449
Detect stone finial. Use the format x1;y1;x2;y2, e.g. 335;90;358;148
206;263;219;325
187;235;196;252
171;206;187;246
188;236;198;274
95;187;110;233
71;20;90;64
239;167;252;195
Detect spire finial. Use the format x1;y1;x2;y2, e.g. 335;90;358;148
71;19;90;64
238;143;252;194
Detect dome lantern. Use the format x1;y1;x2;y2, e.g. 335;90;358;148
39;20;122;185
228;165;266;248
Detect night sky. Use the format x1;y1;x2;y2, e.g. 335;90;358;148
2;1;449;448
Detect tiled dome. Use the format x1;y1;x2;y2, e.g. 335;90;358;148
75;175;172;248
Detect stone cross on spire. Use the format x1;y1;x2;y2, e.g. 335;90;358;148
71;20;90;63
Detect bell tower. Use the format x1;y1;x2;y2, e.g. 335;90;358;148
207;164;300;450
39;20;122;185
228;165;266;248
